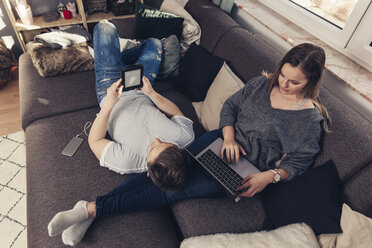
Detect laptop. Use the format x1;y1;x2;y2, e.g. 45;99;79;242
185;138;260;202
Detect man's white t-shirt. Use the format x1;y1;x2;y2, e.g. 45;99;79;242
99;91;194;174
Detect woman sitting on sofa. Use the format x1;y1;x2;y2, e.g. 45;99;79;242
47;43;330;246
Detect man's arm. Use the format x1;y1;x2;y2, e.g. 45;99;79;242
88;80;123;160
139;76;184;118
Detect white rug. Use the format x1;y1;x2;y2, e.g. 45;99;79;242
0;131;27;248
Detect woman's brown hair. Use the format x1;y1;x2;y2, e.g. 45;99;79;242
267;43;331;131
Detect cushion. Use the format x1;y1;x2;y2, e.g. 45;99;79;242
160;0;201;55
180;223;319;248
192;62;245;131
26;42;94;77
158;35;181;80
34;26;92;50
174;43;224;101
262;160;343;236
134;2;184;40
318;204;372;248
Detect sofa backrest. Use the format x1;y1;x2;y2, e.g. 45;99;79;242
313;87;372;181
185;0;240;53
343;162;372;217
211;27;282;82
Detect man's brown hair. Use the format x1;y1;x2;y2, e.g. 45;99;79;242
147;144;188;192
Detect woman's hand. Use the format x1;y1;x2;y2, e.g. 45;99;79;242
105;79;123;108
221;138;247;163
137;76;155;96
236;171;273;197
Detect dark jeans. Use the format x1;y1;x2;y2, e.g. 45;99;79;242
96;130;224;217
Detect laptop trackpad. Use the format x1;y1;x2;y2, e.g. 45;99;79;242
207;138;260;178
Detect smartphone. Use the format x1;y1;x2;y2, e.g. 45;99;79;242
61;136;84;157
120;64;144;91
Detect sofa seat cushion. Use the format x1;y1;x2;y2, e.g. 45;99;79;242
19;53;98;130
170;196;267;238
185;0;240;53
26;108;179;248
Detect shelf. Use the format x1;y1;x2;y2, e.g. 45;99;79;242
86;12;135;23
1;0;137;52
15;15;83;31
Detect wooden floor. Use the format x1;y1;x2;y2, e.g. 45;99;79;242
0;67;22;136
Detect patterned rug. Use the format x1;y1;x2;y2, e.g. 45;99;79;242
0;131;27;248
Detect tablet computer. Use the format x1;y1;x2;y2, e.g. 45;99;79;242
120;64;144;91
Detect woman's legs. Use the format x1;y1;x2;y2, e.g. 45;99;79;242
93;21;124;104
95;168;222;217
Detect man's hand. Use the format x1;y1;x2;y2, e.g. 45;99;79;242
136;76;154;96
105;79;123;108
235;171;273;197
221;138;247;163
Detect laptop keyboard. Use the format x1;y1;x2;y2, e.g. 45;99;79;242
198;149;243;194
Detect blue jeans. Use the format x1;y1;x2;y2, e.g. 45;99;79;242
93;21;163;103
96;130;224;217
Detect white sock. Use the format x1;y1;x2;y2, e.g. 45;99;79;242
62;217;95;246
48;200;89;237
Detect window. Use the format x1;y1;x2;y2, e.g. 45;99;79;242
259;0;372;72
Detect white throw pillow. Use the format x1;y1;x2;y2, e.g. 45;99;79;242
180;223;319;248
192;62;245;131
318;203;372;248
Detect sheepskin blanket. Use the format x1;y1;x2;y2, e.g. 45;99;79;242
0;39;16;69
26;42;94;77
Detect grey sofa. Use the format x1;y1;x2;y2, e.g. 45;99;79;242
19;0;372;247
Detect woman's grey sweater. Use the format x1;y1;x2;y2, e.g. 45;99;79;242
219;76;323;180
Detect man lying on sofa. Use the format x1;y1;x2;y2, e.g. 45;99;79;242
88;21;195;191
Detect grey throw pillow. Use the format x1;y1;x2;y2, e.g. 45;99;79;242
158;35;181;80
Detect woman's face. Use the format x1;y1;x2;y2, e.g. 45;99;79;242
278;63;309;96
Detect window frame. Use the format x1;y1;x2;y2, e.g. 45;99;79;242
258;0;372;72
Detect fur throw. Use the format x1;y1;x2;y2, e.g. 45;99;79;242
0;39;16;69
27;42;94;77
0;39;16;87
